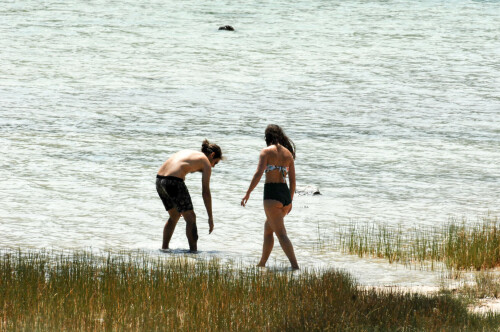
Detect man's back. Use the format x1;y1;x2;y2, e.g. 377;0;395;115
157;150;208;179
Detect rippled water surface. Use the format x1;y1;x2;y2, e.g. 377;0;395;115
1;0;499;285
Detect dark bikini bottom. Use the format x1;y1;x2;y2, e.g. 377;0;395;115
263;183;292;207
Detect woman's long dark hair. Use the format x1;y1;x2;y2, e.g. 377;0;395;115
265;124;296;159
201;139;223;159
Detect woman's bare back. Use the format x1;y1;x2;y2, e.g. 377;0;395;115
263;145;294;183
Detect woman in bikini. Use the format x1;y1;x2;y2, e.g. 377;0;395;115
241;125;299;269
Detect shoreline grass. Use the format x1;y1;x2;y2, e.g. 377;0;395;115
453;271;500;301
1;249;499;331
331;216;499;271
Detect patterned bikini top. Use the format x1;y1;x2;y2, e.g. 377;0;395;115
265;165;289;182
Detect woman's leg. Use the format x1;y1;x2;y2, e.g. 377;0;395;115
264;200;299;269
257;220;274;267
163;208;181;249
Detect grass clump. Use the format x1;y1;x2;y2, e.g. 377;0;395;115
445;221;500;270
335;216;500;271
0;249;498;331
456;272;500;300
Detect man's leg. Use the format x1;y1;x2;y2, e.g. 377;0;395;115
163;208;181;249
181;210;198;252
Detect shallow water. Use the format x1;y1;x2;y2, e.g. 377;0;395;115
1;0;499;286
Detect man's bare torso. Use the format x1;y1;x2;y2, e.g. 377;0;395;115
157;150;209;180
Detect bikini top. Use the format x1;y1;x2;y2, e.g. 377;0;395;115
265;165;289;182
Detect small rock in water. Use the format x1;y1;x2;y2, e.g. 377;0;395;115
295;185;321;196
218;25;235;31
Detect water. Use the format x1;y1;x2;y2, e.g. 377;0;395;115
1;0;499;286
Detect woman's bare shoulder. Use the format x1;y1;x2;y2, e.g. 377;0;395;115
260;146;276;155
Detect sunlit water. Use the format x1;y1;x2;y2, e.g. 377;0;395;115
1;0;499;286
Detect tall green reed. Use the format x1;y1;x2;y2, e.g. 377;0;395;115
333;216;499;270
1;249;497;331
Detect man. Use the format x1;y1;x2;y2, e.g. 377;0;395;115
156;139;222;251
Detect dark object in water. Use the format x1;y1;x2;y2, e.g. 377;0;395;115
295;185;321;196
219;25;235;31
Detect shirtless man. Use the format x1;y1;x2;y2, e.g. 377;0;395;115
156;140;222;251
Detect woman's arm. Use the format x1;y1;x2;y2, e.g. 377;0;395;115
282;157;295;215
288;158;296;202
241;150;267;207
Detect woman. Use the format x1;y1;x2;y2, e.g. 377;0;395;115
241;125;299;269
156;140;222;252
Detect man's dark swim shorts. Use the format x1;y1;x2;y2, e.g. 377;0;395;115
156;175;194;213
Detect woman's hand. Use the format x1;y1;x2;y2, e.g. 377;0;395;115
283;203;293;215
241;193;250;207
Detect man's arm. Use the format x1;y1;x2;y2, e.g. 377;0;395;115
201;162;214;234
